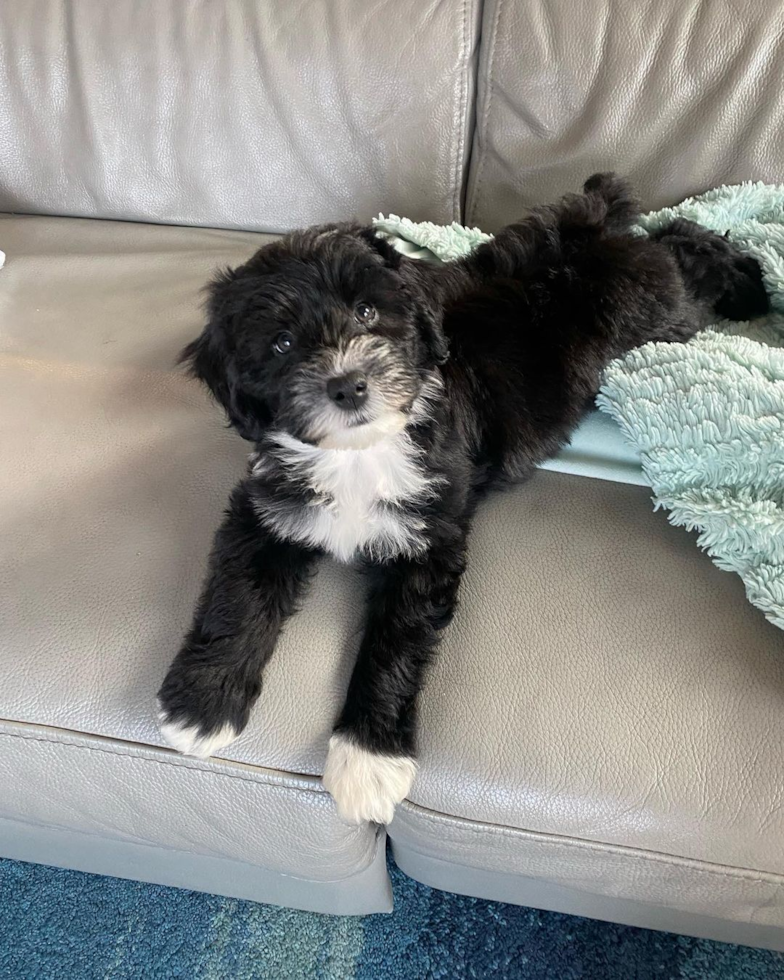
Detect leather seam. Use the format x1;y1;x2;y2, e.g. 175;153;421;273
468;0;504;227
396;802;784;887
0;813;383;886
451;0;470;221
0;729;328;797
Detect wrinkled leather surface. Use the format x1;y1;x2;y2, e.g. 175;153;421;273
397;472;784;888
0;0;480;231
466;0;784;229
0;720;376;885
392;805;784;931
391;812;784;947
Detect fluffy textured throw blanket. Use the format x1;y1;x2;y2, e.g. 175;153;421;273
374;183;784;630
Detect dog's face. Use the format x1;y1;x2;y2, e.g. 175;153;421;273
183;225;447;448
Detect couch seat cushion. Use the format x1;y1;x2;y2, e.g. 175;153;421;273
0;213;375;773
389;471;784;931
0;214;391;906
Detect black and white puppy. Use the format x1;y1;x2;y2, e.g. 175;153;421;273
158;174;768;823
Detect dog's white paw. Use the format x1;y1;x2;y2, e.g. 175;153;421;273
322;733;417;824
158;706;239;759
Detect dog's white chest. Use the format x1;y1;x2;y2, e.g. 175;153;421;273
255;432;436;562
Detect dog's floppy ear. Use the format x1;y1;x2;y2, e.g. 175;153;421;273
359;229;449;365
180;331;270;443
180;277;271;443
416;297;449;366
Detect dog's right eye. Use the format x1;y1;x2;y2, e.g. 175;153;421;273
354;302;377;325
272;331;295;356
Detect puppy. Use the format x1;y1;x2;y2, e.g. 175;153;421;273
158;174;768;823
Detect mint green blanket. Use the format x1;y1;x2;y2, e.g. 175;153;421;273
374;183;784;630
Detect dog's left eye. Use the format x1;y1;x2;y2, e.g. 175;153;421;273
272;331;295;355
354;302;377;325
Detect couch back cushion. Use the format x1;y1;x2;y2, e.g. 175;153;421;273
0;0;479;232
467;0;784;230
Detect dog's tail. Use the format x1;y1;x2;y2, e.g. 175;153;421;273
650;218;769;321
580;172;642;232
552;172;641;235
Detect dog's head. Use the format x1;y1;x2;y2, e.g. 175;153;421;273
182;225;447;448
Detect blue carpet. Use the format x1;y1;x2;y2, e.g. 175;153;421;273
0;853;781;979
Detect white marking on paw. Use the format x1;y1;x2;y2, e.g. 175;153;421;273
322;733;417;825
158;708;239;759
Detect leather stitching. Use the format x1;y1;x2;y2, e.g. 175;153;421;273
6;726;780;891
396;803;784;888
0;728;327;797
452;0;471;221
468;0;504;227
2;813;382;885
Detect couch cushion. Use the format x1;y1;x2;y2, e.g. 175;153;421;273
0;214;369;774
0;0;480;232
466;0;784;229
0;721;390;913
388;472;784;934
5;213;783;929
0;214;390;906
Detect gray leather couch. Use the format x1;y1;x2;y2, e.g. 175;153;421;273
2;0;783;950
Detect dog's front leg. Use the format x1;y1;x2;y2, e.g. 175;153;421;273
157;480;317;758
323;536;467;824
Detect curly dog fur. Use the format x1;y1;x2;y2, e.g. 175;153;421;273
158;174;768;823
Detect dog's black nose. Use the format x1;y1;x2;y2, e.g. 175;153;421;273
327;372;369;411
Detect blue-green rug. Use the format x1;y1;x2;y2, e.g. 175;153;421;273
0;853;780;979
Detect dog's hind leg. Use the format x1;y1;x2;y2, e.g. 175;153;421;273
650;218;769;322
